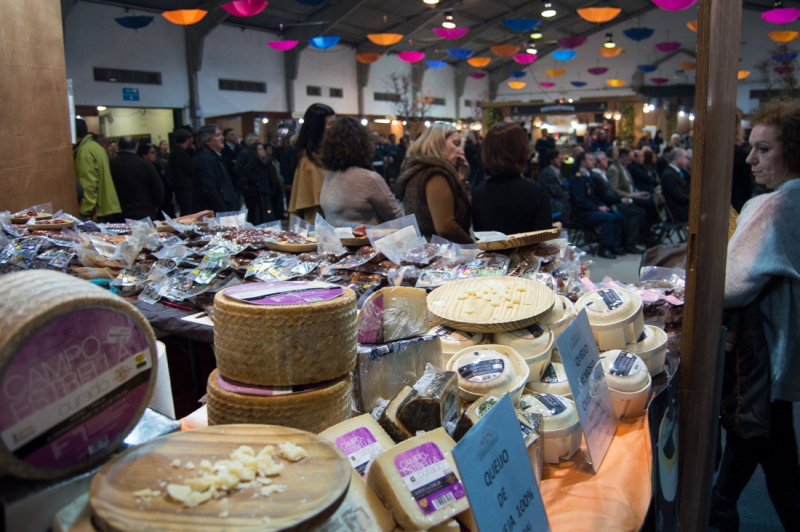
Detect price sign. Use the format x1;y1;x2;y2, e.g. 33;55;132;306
555;309;617;473
453;394;550;532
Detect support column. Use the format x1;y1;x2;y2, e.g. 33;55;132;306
1;0;76;214
454;64;468;120
488;70;505;102
411;62;427;101
184;6;228;129
678;1;742;531
284;49;300;114
356;61;371;117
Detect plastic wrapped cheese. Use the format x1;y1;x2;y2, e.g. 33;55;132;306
624;325;668;376
452;394;502;441
320;414;396;477
397;368;460;435
378;387;416;443
454;349;516;395
366;428;469;530
428;325;484;364
600;350;652;419
317;470;396;532
519;393;581;463
358;287;430;344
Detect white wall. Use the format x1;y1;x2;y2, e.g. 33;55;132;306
295;45;358;115
64;2;189;109
461;74;490;120
364;55;411;117
199;25;286;117
101;108;175;143
422;64;457;119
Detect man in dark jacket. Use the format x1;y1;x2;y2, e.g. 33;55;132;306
169;129;195;215
195;125;240;213
660;148;691;222
538;149;571;225
535;128;556;168
657;146;673;177
569;152;623;259
109;136;164;220
592;151;649;252
629;149;659;195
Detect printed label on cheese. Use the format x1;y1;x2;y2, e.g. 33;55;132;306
336;428;386;477
394;443;465;515
477;397;498;417
319;500;377;532
597;289;624;311
216;373;333;396
224;281;344;306
0;309;152;469
457;359;505;383
540;363;562;384
610;352;641;377
432;326;475;342
518;419;534;438
535;394;567;416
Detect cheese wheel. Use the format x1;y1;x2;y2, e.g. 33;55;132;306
454;350;516;395
214;282;357;386
519;393;578;432
494;324;553;360
600;350;650;393
206;369;351;433
428;325;484;362
575;288;642;326
0;271;157;480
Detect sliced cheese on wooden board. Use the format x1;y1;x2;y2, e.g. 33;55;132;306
0;271;157;480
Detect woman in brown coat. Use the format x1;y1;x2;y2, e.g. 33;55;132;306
288;103;335;221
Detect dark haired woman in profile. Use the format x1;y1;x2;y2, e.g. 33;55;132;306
471;122;552;234
288;103;335;221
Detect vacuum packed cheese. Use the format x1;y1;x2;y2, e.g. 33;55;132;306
366;428;469;530
454;349;517;395
206;370;351;433
214;281;357;386
452;394;501;441
354;335;443;413
358;287;430;344
0;271;157;480
378;387;416;443
397;369;459;435
320;414;396;477
317;470;396;532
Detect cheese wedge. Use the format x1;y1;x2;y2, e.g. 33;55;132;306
379;387;416;443
316;470;396;532
397;371;459;434
358;287;430;344
320;415;396;477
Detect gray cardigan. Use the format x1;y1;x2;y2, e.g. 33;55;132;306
725;177;800;401
320;166;404;227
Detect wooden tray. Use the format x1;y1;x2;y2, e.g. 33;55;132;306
26;219;75;230
90;424;351;532
11;212;52;224
427;276;555;333
340;236;370;247
475;229;561;250
265;238;317;253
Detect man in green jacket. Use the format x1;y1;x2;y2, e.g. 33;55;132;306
74;119;122;221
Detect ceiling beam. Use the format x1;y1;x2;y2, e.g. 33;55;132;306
283;0;371;48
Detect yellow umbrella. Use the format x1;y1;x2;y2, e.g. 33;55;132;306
508;81;526;89
769;31;799;42
356;53;382;64
598;47;624;58
367;33;404;46
162;9;207;25
577;7;621;23
491;44;520;57
687;20;698;32
606;79;626;87
545;69;566;77
678;61;696;70
738;70;751;80
467;57;492;67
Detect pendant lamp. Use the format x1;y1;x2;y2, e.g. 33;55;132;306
491;44;520;57
162;10;207;25
367;34;403;46
508;81;527;89
433;27;469;39
577;7;621;23
309;36;340;49
356;53;381;64
652;0;698;10
221;0;268;17
512;53;537;64
267;40;298;51
467;57;492;67
115;16;154;30
398;51;425;63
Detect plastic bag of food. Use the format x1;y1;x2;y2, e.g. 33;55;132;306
215;210;248;229
454;253;509;279
366;215;427;266
314;213;346;256
290;215;313;236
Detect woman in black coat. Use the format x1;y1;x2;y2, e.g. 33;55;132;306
241;143;276;225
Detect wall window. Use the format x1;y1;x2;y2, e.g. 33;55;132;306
93;68;161;85
219;79;267;93
307;86;322;96
374;92;400;102
431;97;446;106
464;99;474;107
329;88;343;98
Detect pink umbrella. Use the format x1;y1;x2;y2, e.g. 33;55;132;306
557;36;587;49
432;27;470;40
651;77;669;84
762;6;800;24
655;41;681;52
513;53;537;64
588;66;608;75
398;51;425;63
222;0;268;17
267;40;298;51
469;72;487;79
651;0;697;10
774;66;795;75
540;82;556;88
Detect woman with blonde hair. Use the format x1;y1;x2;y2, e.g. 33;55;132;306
394;122;472;243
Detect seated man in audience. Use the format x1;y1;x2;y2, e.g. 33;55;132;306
592;151;649;253
628;149;659;195
591;129;611;152
537;148;571;225
569;152;623;259
109;136;165;220
661;148;691;222
607;147;659;226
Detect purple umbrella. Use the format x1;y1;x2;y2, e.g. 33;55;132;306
655;41;681;52
557;36;587;49
588;67;608;75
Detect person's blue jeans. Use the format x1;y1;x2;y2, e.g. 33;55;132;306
582;210;623;248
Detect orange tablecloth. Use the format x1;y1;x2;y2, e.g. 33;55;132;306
540;415;652;532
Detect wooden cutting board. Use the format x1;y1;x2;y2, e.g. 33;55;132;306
90;425;351;532
475;228;561;250
427;276;555;333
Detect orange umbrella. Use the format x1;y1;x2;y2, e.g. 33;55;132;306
467;57;492;67
162;9;207;25
606;79;626;87
508;81;526;89
577;7;621;23
598;47;624;58
356;53;382;64
491;44;520;57
769;31;799;42
678;61;696;70
367;33;404;46
545;69;566;77
687;20;698;32
738;70;751;80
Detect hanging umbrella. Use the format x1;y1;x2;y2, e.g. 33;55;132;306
162;10;207;25
588;67;608;75
469;72;487;79
638;64;658;72
512;53;537;64
267;40;298;51
503;19;540;32
774;66;795;74
687;20;698;32
426;60;448;69
356;53;381;64
309;36;340;49
508;81;527;89
769;31;799;42
607;79;626;87
557;36;587;49
448;48;474;60
491;44;520;57
655;41;681;52
553;50;578;61
540;82;556;88
509;70;527;78
398;51;425;63
762;6;800;24
115;16;154;30
367;34;403;46
598;47;624;57
577;7;621;23
221;0;268;17
545;69;566;77
651;77;669;84
623;27;655;41
652;0;698;10
571;81;588;87
738;70;751;80
679;61;697;70
433;27;470;39
773;52;798;62
467;57;492;67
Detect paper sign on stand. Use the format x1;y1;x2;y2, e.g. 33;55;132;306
555;309;617;473
453;394;550;532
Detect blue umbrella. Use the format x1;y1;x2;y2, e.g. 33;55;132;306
295;0;331;5
552;50;577;61
637;64;658;72
447;48;474;60
773;53;798;62
115;16;154;30
623;27;655;41
426;60;448;69
509;70;527;78
308;36;340;49
502;18;541;32
570;81;588;87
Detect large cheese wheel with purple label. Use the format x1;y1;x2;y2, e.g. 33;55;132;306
0;271;157;480
213;281;357;386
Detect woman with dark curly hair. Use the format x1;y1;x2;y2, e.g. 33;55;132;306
319;117;403;227
711;99;800;531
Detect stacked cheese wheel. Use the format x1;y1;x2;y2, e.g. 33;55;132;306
208;281;357;433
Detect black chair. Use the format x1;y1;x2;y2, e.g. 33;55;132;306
653;204;688;244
